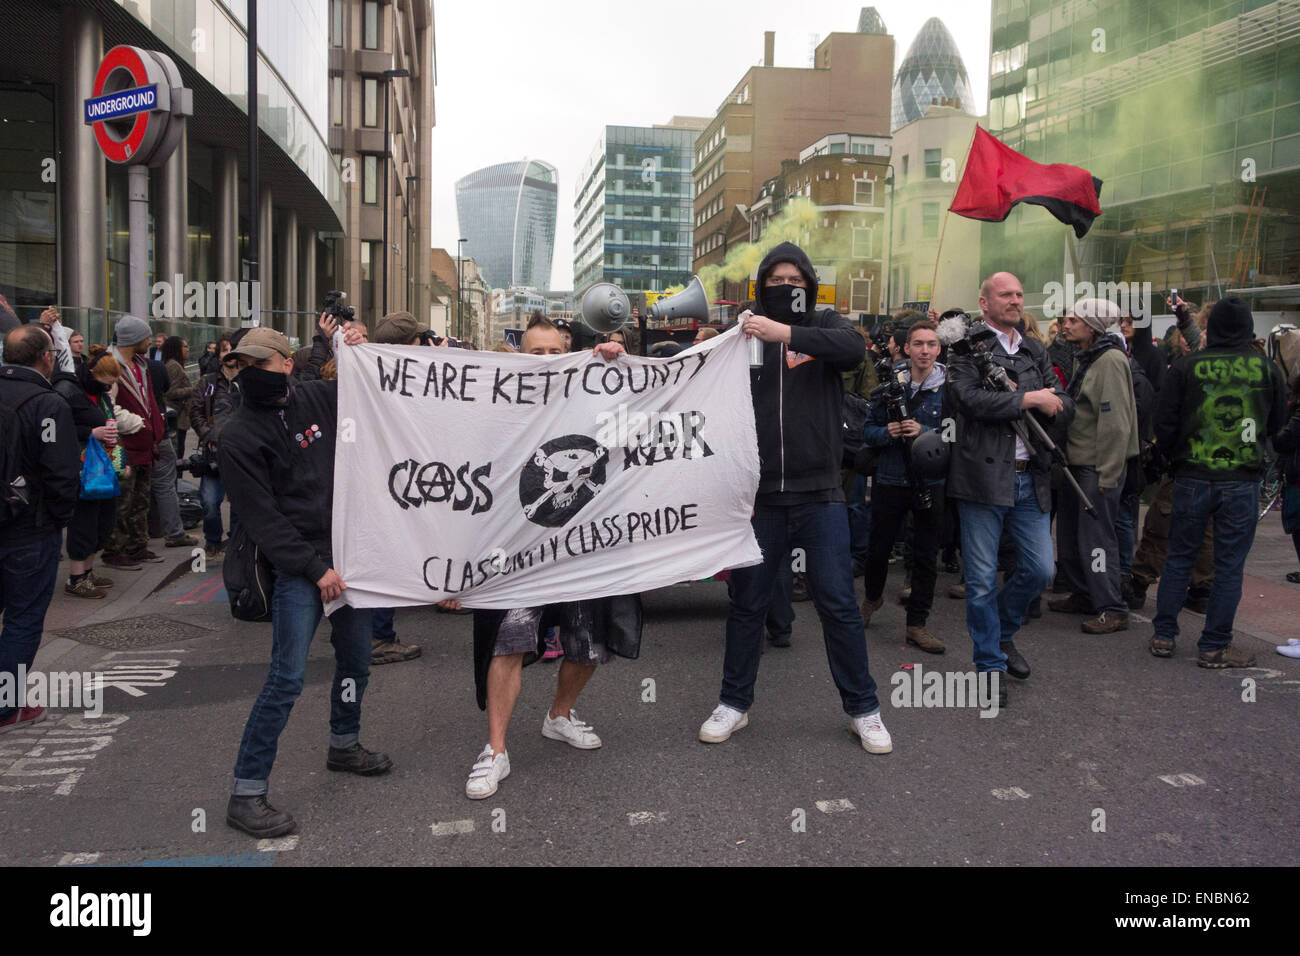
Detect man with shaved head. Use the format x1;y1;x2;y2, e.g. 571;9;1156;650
946;272;1074;706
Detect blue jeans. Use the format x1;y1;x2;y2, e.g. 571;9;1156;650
846;475;871;564
766;553;795;638
722;502;880;716
1153;478;1258;652
199;474;239;547
372;607;396;642
1116;492;1140;578
231;573;373;794
957;472;1055;672
0;532;62;722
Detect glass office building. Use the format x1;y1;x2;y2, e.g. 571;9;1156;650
0;0;344;342
573;124;698;296
455;160;558;290
984;0;1300;318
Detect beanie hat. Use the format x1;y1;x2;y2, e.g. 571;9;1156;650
112;314;152;347
1206;296;1254;348
1070;297;1122;335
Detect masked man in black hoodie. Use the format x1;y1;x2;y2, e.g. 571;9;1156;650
699;242;891;754
1149;297;1287;667
219;326;391;838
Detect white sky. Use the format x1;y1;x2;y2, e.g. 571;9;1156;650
429;1;993;290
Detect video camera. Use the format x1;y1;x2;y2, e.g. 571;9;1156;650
323;290;355;323
869;364;933;510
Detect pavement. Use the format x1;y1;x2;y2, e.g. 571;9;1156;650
1;506;1297;868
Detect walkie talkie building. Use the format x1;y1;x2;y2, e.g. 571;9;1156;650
455;160;558;290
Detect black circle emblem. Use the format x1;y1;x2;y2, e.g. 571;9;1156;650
519;435;609;527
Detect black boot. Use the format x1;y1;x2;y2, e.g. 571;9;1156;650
1001;642;1031;680
226;794;296;838
326;743;394;776
1125;575;1147;611
1184;587;1211;614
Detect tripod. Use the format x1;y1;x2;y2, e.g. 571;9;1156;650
980;360;1098;519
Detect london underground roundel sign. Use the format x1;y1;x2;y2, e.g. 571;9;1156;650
84;45;191;166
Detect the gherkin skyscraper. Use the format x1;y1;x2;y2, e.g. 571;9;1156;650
891;17;976;132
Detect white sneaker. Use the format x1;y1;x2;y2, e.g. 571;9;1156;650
465;745;510;799
699;704;748;743
1277;643;1300;658
541;709;602;749
852;711;893;754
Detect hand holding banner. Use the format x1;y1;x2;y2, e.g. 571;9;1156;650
330;327;762;610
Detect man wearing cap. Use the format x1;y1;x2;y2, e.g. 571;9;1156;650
1149;296;1287;667
219;324;391;838
101;315;166;569
365;312;431;665
1048;298;1139;634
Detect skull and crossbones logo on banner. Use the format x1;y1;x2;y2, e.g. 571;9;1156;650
518;435;610;527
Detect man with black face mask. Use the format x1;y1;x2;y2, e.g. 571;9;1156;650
219;325;392;838
698;242;891;754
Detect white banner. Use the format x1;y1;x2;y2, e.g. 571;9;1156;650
330;327;762;610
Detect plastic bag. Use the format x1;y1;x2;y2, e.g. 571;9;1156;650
79;436;120;500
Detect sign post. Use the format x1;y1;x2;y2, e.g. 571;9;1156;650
84;46;191;322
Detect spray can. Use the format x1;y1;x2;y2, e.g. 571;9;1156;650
739;310;764;368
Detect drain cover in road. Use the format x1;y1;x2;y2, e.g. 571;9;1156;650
59;614;214;649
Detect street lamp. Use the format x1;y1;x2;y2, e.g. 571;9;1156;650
381;67;410;318
456;237;467;339
843;156;895;314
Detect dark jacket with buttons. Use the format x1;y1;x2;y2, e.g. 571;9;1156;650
946;331;1075;512
1;365;81;546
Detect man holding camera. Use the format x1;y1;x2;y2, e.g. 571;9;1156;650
948;273;1074;703
189;336;240;559
860;319;947;653
220;325;391;838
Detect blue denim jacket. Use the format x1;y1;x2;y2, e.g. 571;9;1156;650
863;363;947;487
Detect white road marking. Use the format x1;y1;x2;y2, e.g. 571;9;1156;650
256;836;299;852
627;811;669;826
429;820;475;836
991;787;1031;800
814;799;856;814
1158;773;1205;787
0;714;130;795
92;650;190;698
58;852;101;865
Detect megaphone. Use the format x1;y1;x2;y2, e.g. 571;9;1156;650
647;276;709;322
580;282;631;333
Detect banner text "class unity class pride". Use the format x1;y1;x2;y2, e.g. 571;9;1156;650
372;351;713;406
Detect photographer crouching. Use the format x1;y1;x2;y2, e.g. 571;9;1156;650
948;273;1074;706
860;319;948;654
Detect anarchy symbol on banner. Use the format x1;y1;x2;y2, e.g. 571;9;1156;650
519;435;609;527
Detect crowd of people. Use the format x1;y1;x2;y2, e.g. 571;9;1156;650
2;245;1297;839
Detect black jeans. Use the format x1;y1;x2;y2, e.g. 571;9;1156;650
864;482;942;626
1058;465;1125;614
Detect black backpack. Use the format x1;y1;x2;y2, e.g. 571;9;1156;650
223;523;276;622
0;383;45;526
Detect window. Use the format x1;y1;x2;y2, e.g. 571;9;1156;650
853;179;874;205
901;154;909;177
363;1;379;50
330;75;343;126
360;241;380;321
363;155;380;204
331;0;344;47
852;226;873;258
922;203;939;239
925;148;942;179
850;277;873;312
362;77;378;127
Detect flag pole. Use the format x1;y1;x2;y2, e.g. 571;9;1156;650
931;124;981;311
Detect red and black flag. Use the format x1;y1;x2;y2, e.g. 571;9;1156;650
950;126;1104;238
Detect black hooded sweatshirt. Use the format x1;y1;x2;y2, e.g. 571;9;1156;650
749;242;865;502
218;375;341;583
1154;297;1286;482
